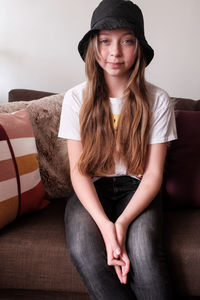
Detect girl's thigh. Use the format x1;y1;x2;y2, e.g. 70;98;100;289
126;195;167;281
64;193;107;267
64;193;135;300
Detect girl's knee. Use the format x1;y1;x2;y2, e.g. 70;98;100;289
65;201;106;268
127;222;162;266
67;229;107;276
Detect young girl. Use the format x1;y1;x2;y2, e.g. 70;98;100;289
58;0;177;299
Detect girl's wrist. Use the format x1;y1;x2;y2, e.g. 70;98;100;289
115;216;130;232
96;217;113;233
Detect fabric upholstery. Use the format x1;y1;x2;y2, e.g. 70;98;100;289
0;109;49;229
8;89;56;102
0;290;90;300
164;209;200;296
0;199;200;297
164;110;200;207
0;199;87;295
173;98;200;111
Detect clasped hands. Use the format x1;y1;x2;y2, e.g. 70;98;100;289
101;220;130;284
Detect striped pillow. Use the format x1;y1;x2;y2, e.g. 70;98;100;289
0;109;49;229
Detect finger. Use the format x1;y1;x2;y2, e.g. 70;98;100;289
121;274;127;284
107;248;125;267
108;258;125;267
116;252;129;285
121;260;129;284
113;248;121;259
114;265;128;285
121;254;130;276
114;265;123;284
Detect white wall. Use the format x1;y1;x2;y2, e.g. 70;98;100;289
0;0;200;103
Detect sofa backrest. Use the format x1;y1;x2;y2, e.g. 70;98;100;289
164;98;200;208
1;89;200;207
8;89;57;102
173;97;200;111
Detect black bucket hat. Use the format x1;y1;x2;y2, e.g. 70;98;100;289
78;0;154;66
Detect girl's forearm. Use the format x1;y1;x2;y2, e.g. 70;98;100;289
67;139;111;232
70;169;110;230
116;143;167;229
70;166;126;272
116;172;163;229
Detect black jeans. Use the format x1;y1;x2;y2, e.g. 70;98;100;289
64;176;174;300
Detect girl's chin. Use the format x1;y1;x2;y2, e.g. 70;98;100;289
104;69;129;78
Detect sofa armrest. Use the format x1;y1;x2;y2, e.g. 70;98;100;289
8;89;57;102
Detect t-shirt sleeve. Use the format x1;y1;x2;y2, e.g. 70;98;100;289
148;93;177;144
58;90;81;140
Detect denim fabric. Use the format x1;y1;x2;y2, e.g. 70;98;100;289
64;176;174;300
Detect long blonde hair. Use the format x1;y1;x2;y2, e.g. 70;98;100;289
78;34;150;176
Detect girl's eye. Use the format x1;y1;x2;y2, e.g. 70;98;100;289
100;39;109;44
123;39;135;45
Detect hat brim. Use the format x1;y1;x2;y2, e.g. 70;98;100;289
78;17;154;66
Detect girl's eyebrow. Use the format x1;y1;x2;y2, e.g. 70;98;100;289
99;31;134;37
122;32;134;36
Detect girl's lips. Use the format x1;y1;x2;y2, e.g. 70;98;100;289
108;62;123;68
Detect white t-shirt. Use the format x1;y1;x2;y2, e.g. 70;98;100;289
58;81;177;178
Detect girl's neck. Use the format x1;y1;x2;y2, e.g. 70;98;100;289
104;73;129;98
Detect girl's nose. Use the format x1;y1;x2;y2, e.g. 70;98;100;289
110;42;121;57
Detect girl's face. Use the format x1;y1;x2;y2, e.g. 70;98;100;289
97;28;137;80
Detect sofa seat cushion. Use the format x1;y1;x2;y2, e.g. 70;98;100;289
0;199;87;295
0;198;200;297
0;289;90;300
164;209;200;296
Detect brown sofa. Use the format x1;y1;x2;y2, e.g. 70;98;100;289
0;89;199;300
